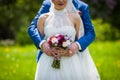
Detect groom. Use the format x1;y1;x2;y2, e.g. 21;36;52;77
28;0;95;62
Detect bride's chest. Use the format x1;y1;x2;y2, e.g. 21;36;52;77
44;26;76;39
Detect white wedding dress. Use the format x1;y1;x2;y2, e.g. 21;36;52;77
35;16;100;80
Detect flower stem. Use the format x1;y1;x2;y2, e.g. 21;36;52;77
52;59;60;69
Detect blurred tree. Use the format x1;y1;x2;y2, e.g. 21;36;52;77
82;0;120;30
0;0;17;39
82;0;120;40
0;0;42;44
110;0;120;30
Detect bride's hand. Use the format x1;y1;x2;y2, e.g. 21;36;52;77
51;47;68;59
57;48;69;56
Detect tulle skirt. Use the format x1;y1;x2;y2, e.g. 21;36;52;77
35;49;100;80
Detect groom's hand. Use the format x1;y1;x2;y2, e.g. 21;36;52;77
41;41;53;56
66;42;79;57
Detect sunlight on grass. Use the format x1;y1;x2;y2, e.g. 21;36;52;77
0;41;120;80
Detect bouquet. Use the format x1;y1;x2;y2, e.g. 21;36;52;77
47;34;72;69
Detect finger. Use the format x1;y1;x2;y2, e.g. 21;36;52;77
64;50;72;57
68;50;73;57
50;48;58;57
51;51;58;58
65;53;69;57
69;50;72;54
46;47;53;56
55;54;61;60
69;45;78;54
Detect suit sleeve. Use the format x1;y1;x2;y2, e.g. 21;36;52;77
77;5;96;51
28;1;50;49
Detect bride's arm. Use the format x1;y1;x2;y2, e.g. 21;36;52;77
37;14;54;56
37;14;48;36
74;14;81;41
65;14;80;57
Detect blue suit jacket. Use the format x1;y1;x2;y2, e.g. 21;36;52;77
28;0;96;62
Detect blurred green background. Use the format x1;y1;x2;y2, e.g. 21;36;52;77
0;0;120;80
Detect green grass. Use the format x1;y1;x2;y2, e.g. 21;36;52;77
0;41;120;80
0;45;37;80
89;41;120;80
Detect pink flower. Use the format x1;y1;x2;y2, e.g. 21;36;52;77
47;34;72;49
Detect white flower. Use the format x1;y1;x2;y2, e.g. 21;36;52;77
66;40;71;45
62;40;71;48
51;37;58;44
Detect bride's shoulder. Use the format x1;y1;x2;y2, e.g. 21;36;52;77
73;13;80;20
38;13;50;24
69;13;80;22
38;13;49;20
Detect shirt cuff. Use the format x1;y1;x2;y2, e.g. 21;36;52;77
75;42;82;51
39;40;46;49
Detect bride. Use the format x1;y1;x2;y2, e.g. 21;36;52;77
35;0;100;80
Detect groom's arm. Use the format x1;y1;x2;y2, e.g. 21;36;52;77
77;2;96;51
28;0;50;49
